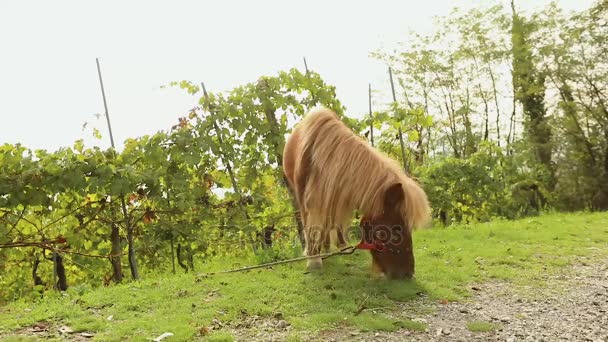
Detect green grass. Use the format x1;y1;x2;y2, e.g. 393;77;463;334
466;320;499;332
0;338;38;342
0;212;606;341
206;331;234;342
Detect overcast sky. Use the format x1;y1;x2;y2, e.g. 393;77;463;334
0;0;593;152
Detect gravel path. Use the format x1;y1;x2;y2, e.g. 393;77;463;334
309;255;608;342
224;255;608;341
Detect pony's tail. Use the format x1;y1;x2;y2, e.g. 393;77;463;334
401;177;432;231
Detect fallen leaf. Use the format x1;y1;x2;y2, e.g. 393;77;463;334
198;327;209;336
440;299;449;305
204;289;220;302
31;322;49;332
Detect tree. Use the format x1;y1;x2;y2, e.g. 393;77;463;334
511;0;555;189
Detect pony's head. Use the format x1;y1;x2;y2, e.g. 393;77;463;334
360;182;415;280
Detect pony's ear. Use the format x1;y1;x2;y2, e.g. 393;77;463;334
384;182;404;207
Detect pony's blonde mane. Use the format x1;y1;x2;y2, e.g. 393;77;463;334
296;107;430;232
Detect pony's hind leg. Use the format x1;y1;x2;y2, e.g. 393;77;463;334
337;228;347;249
322;228;333;252
334;212;351;249
321;216;341;252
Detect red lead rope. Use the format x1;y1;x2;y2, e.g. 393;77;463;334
355;241;385;251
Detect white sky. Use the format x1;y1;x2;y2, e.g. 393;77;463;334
0;0;593;152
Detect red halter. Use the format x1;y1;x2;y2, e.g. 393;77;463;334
356;240;385;251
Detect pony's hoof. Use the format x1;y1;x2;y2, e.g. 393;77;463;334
307;258;323;270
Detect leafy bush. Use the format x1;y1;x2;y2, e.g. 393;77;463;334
417;142;549;225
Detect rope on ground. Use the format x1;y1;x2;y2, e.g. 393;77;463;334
196;245;359;278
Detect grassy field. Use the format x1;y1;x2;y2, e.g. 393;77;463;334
0;212;607;341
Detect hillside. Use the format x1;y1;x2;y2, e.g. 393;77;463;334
1;212;607;341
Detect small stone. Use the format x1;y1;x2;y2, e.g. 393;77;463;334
152;332;174;342
58;326;74;334
276;320;289;329
436;328;443;336
349;331;359;336
443;328;451;335
459;308;469;314
506;337;515;342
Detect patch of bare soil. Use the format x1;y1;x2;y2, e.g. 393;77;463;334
209;310;293;341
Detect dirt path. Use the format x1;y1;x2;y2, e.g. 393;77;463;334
313;255;608;342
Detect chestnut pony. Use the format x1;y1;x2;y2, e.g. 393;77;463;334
283;108;431;279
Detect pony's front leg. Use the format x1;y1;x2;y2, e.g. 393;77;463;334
304;216;324;270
